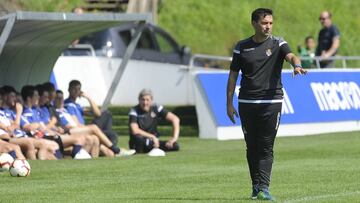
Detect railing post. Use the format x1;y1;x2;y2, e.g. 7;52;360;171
189;55;195;70
315;58;321;69
342;58;347;68
101;22;145;111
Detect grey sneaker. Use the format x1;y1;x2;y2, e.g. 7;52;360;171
116;149;136;157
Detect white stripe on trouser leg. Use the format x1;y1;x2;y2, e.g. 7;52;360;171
275;112;280;130
242;125;247;134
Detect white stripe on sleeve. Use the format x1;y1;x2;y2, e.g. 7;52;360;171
279;41;287;46
129;109;138;116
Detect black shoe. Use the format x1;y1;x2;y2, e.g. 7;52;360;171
251;185;259;200
110;145;120;154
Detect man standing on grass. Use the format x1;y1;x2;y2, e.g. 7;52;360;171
226;8;307;201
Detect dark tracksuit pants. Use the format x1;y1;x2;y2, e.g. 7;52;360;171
238;102;282;190
92;110;118;146
129;134;180;153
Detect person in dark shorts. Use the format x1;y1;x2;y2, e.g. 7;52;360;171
128;89;180;153
226;8;307;201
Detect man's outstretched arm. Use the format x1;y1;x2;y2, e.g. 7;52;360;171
285;53;308;76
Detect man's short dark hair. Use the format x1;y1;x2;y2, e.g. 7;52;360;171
43;82;56;93
69;80;81;89
56;90;63;95
35;84;47;96
251;8;273;22
1;85;16;96
21;85;36;101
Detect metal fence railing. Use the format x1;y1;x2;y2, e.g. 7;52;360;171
301;56;360;69
189;54;360;69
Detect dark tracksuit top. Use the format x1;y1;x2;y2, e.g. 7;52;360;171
128;104;168;137
128;104;181;153
230;35;291;101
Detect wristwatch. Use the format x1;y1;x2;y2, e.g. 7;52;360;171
294;64;302;69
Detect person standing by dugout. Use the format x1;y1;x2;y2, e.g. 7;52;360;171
226;8;307;201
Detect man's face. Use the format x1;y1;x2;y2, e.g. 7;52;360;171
39;91;50;105
49;90;56;102
139;95;152;112
69;85;81;98
319;12;332;27
32;90;40;106
4;92;16;107
252;14;273;37
54;93;64;108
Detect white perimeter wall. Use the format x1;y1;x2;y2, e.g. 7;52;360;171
53;56;195;106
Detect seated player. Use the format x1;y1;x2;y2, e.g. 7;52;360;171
20;85;65;159
0;108;36;160
65;80;119;146
0;134;26;160
0;85;59;160
35;84;95;159
54;90;135;157
129;89;180;153
21;85;94;159
39;84;100;158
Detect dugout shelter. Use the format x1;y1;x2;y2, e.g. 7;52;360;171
0;11;151;109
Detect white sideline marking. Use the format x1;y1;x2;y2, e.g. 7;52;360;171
284;191;360;203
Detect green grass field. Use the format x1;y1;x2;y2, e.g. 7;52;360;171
1;131;360;203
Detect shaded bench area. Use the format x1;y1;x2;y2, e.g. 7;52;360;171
0;11;150;91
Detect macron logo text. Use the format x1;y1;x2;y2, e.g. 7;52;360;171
311;82;360;111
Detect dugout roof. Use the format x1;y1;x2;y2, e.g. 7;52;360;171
0;11;150;90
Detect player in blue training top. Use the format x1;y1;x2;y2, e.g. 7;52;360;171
0;85;60;160
56;90;135;157
35;84;95;159
64;80;119;146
